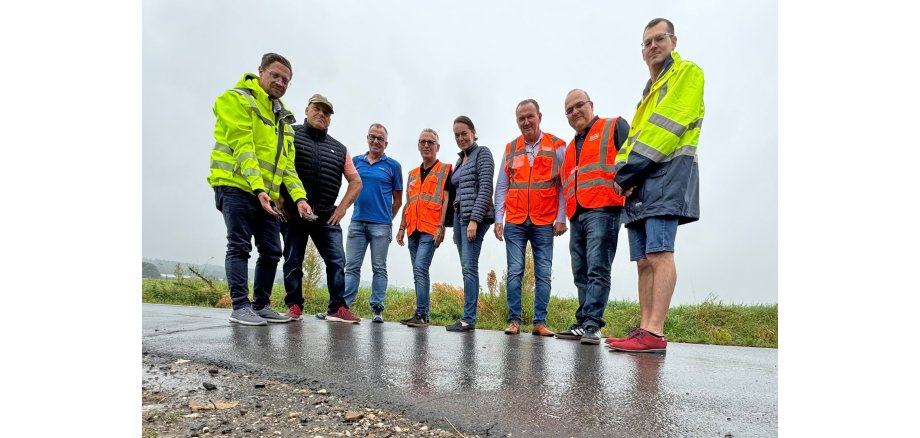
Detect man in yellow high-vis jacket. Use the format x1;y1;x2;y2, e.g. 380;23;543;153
609;19;706;353
208;53;313;326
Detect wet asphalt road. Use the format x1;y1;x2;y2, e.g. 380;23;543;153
142;303;777;437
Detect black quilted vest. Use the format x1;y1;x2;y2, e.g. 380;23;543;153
280;123;346;215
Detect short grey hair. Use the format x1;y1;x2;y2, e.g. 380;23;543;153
420;128;439;143
368;122;388;136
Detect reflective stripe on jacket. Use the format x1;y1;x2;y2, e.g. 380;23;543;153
614;52;704;225
405;161;452;236
207;73;306;202
503;133;565;225
561;117;625;219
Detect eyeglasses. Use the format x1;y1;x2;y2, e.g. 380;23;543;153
565;100;590;116
641;33;673;50
418;139;437;146
266;69;290;85
367;134;386;143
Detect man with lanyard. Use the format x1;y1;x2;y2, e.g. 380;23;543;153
555;89;630;345
395;129;452;327
608;18;705;354
343;123;403;322
208;53;312;326
493;99;567;337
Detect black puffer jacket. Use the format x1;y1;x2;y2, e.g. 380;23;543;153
447;143;495;225
280;123;346;216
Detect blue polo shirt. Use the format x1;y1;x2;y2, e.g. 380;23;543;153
351;153;403;224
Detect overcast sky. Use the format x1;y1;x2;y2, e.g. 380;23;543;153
142;0;777;305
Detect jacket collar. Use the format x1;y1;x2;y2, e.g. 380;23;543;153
303;122;327;140
457;142;479;159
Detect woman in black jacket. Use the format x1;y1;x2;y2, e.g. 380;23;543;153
444;115;495;332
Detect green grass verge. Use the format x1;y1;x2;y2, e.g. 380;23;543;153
142;279;777;348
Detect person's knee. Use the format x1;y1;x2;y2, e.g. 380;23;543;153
645;251;674;267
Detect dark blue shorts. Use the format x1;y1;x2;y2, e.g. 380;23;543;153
628;216;679;261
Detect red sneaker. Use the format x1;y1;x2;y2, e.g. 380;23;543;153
325;306;360;324
605;327;641;345
607;329;667;353
287;304;302;321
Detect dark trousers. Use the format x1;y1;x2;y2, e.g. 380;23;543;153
214;187;282;311
281;209;347;313
569;209;621;329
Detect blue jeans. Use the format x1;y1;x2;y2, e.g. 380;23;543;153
569;209;622;329
627;215;679;261
281;208;347;313
214;187;282;311
408;231;437;317
343;220;392;310
453;212;490;324
504;219;554;324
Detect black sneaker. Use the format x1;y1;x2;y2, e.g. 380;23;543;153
446;320;475;332
580;326;601;345
399;315;413;325
555;324;585;340
405;313;429;327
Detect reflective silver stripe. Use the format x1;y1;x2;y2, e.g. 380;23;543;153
213;142;233;154
632;140;668;163
597;118;615;167
508;181;529;189
231;88;273;127
649;113;686;138
258;159;276;175
576;178;614;190
671;145;698;161
236;152;256;162
261;177;278;194
286;181;304;191
528;181;557;190
687;117;704;130
633;140;698;163
241;167;260;177
577;162;618;173
210;160;234;172
657;82;668;105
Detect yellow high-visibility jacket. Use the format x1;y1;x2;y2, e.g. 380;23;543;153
207;73;306;202
614;51;704;225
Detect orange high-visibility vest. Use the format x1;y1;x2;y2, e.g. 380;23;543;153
561;117;626;219
502;133;566;225
405;161;452;236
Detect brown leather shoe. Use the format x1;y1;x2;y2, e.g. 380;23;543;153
531;323;555;337
504;322;520;335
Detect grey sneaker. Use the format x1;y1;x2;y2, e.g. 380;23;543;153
315;312;327;320
229;307;267;326
254;306;292;323
371;307;384;323
580;326;601;345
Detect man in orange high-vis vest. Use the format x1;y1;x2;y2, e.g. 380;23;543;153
493;99;567;337
395;129;453;327
554;89;630;345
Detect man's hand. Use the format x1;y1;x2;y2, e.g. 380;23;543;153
434;226;445;247
614;182;636;198
275;196;289;222
493;223;504;241
396;228;406;246
258;192;279;217
467;221;478;242
296;199;313;220
328;205;347;225
553;222;567;236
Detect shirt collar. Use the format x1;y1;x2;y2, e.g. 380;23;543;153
643;52;675;97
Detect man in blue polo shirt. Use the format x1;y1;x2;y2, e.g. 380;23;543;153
343;123;404;322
